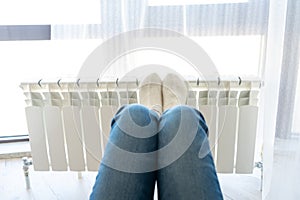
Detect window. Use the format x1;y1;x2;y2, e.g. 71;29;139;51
104;35;263;79
191;36;263;77
0;40;101;137
0;0;102;138
0;0;101;25
148;0;248;6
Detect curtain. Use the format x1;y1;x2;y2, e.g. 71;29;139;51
266;0;300;199
51;0;269;39
261;0;288;197
51;0;269;83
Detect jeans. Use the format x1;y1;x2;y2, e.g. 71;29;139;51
90;104;223;200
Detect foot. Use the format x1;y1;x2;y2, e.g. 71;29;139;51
139;73;163;115
162;73;188;111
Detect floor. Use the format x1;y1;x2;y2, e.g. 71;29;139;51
0;157;262;200
265;137;300;199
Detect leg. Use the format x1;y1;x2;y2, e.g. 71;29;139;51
157;105;223;200
90;104;159;200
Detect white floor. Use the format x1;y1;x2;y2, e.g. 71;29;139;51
265;137;300;199
0;158;262;200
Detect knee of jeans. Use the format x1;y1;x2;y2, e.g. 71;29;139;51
160;105;197;130
166;105;196;118
162;105;208;135
123;104;156;127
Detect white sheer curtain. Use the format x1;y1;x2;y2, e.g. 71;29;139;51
261;0;287;198
265;0;300;199
51;0;268;78
51;0;300;199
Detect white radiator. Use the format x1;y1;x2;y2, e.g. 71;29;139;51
20;79;261;174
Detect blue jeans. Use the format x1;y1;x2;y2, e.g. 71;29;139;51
90;104;223;200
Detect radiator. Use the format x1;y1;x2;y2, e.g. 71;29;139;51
20;79;261;174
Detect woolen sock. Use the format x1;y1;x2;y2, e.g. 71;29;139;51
139;73;163;116
162;73;188;111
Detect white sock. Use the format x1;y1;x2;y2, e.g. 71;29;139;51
139;73;162;115
162;73;188;111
